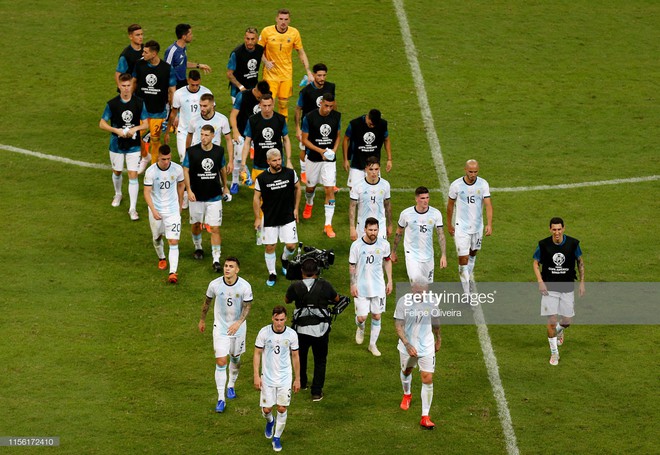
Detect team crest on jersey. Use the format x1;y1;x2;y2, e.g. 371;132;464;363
375;249;381;254
320;124;331;137
247;59;258;71
263;127;274;141
552;253;565;267
201;158;214;172
146;74;158;87
363;132;375;145
122;110;134;123
315;95;323;107
253;104;262;115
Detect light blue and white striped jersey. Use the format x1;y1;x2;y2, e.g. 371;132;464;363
206;276;254;337
143;162;184;215
171;85;212;131
255;325;299;387
398;206;443;262
394;294;437;357
448;176;490;234
349;177;391;232
349;236;391;298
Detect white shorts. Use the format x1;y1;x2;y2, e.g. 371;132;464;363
213;332;246;358
347;168;365;188
400;350;436;373
260;380;292;408
298;141;305;151
148;210;182;241
176;129;187;162
354;296;386;317
262;220;298;245
305;160;336;187
541;291;575;317
454;229;483;256
189;199;223;226
406;257;434;284
109;151;140;172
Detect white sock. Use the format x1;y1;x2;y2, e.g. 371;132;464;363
324;200;335;226
265;252;276;274
548;337;558;353
467;255;476;276
369;318;381;346
275;411;287;438
400;371;412;395
228;356;240;388
153;238;165;259
168;244;179;273
459;265;470;293
421;383;433;416
355;316;365;330
232;159;241;185
128;178;139;211
262;409;274;422
212;244;221;263
112;173;122;195
305;191;314;206
300;158;306;173
215;364;227;401
192;233;203;250
282;247;295;261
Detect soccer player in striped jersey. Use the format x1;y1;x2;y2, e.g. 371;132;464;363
143;145;184;283
394;283;441;429
349;217;393;356
391;186;447;284
446;160;493;293
348;157;392;241
168;70;212;163
254;305;300;452
199;257;254;412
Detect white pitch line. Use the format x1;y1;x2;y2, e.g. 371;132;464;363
0;144;111;170
392;2;520;454
391;0;450;198
387;175;660;193
2;143;654;197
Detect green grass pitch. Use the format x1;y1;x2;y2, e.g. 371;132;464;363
0;1;658;454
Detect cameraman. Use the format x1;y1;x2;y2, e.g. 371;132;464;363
284;257;340;402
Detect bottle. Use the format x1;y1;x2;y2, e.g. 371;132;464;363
299;74;308;87
256;229;262;245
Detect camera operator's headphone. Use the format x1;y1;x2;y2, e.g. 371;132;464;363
301;257;320;276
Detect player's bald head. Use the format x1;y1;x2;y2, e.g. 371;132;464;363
465;159;479;170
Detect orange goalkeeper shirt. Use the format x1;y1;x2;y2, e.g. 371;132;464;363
258;25;303;82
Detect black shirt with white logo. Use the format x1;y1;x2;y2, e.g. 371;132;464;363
299;82;336;119
537;235;580;292
134;59;172;114
348;115;388;170
304;109;341;162
185;144;225;201
107;95;144;151
256;167;297;227
230;44;264;89
247;112;287;169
